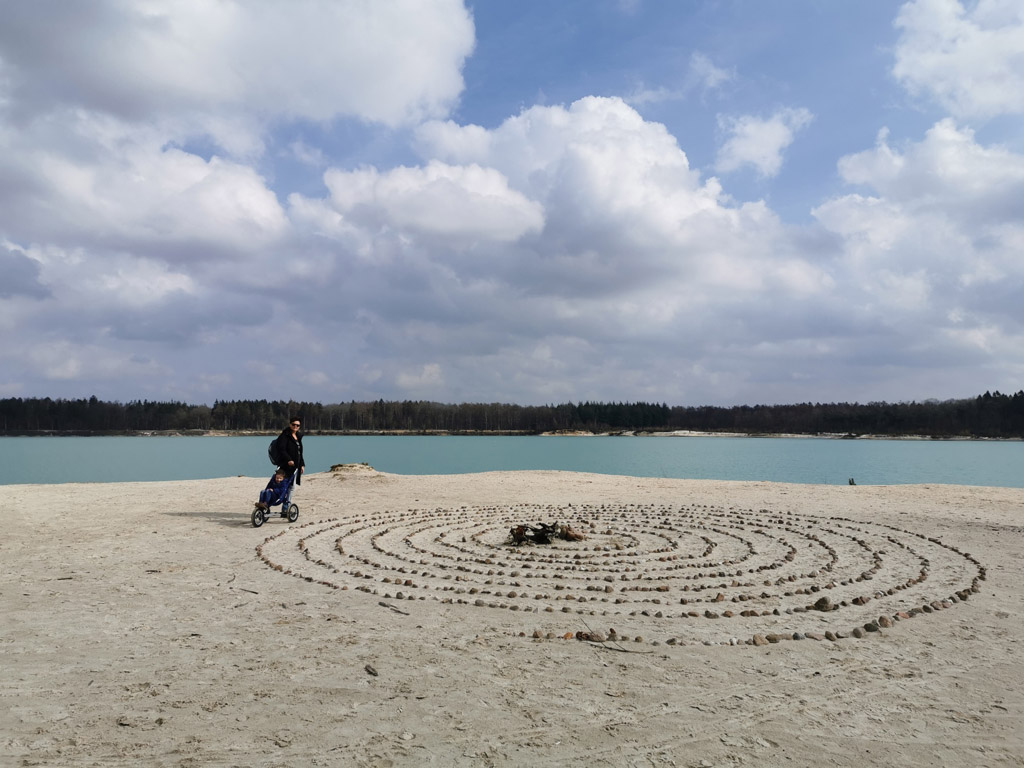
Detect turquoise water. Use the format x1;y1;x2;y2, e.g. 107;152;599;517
1;435;1021;487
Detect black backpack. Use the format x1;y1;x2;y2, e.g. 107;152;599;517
268;437;284;466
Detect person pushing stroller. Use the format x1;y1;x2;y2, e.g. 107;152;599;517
252;416;305;527
275;416;305;485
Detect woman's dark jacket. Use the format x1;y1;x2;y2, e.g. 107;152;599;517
275;428;304;484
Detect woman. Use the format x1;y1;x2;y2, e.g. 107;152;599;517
275;416;305;485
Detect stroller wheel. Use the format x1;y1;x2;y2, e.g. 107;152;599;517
287;503;299;523
251;506;265;528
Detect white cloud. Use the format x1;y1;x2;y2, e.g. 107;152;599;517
715;108;814;177
417;97;726;243
624;52;732;107
837;120;1024;224
320;161;544;243
689;52;734;92
0;113;288;255
815;118;1024;328
893;0;1024;119
0;0;474;154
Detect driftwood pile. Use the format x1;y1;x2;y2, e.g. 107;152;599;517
508;522;587;545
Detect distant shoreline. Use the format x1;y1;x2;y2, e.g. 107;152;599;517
1;428;1019;441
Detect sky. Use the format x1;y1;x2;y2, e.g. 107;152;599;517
1;0;1023;408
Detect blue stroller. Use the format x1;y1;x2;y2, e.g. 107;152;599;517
251;470;299;527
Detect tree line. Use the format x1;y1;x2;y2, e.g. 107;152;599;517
1;391;1022;438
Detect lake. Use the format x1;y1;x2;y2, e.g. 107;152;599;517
1;434;1022;487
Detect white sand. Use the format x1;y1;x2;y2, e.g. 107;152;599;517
3;467;1023;767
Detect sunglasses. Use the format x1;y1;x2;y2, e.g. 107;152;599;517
290;422;300;427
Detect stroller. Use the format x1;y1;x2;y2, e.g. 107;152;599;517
251;470;299;527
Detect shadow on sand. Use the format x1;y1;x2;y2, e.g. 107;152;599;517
164;507;298;529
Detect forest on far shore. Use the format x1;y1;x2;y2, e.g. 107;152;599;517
1;391;1023;438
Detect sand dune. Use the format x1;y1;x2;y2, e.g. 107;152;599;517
3;467;1022;766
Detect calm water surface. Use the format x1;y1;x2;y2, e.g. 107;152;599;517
2;435;1021;487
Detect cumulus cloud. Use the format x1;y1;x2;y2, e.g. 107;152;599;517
893;0;1024;119
836;121;1024;226
0;116;288;258
0;0;474;152
417;97;725;245
814;118;1024;350
320;161;544;243
715;108;814;177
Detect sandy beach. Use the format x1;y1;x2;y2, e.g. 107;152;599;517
3;467;1022;767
